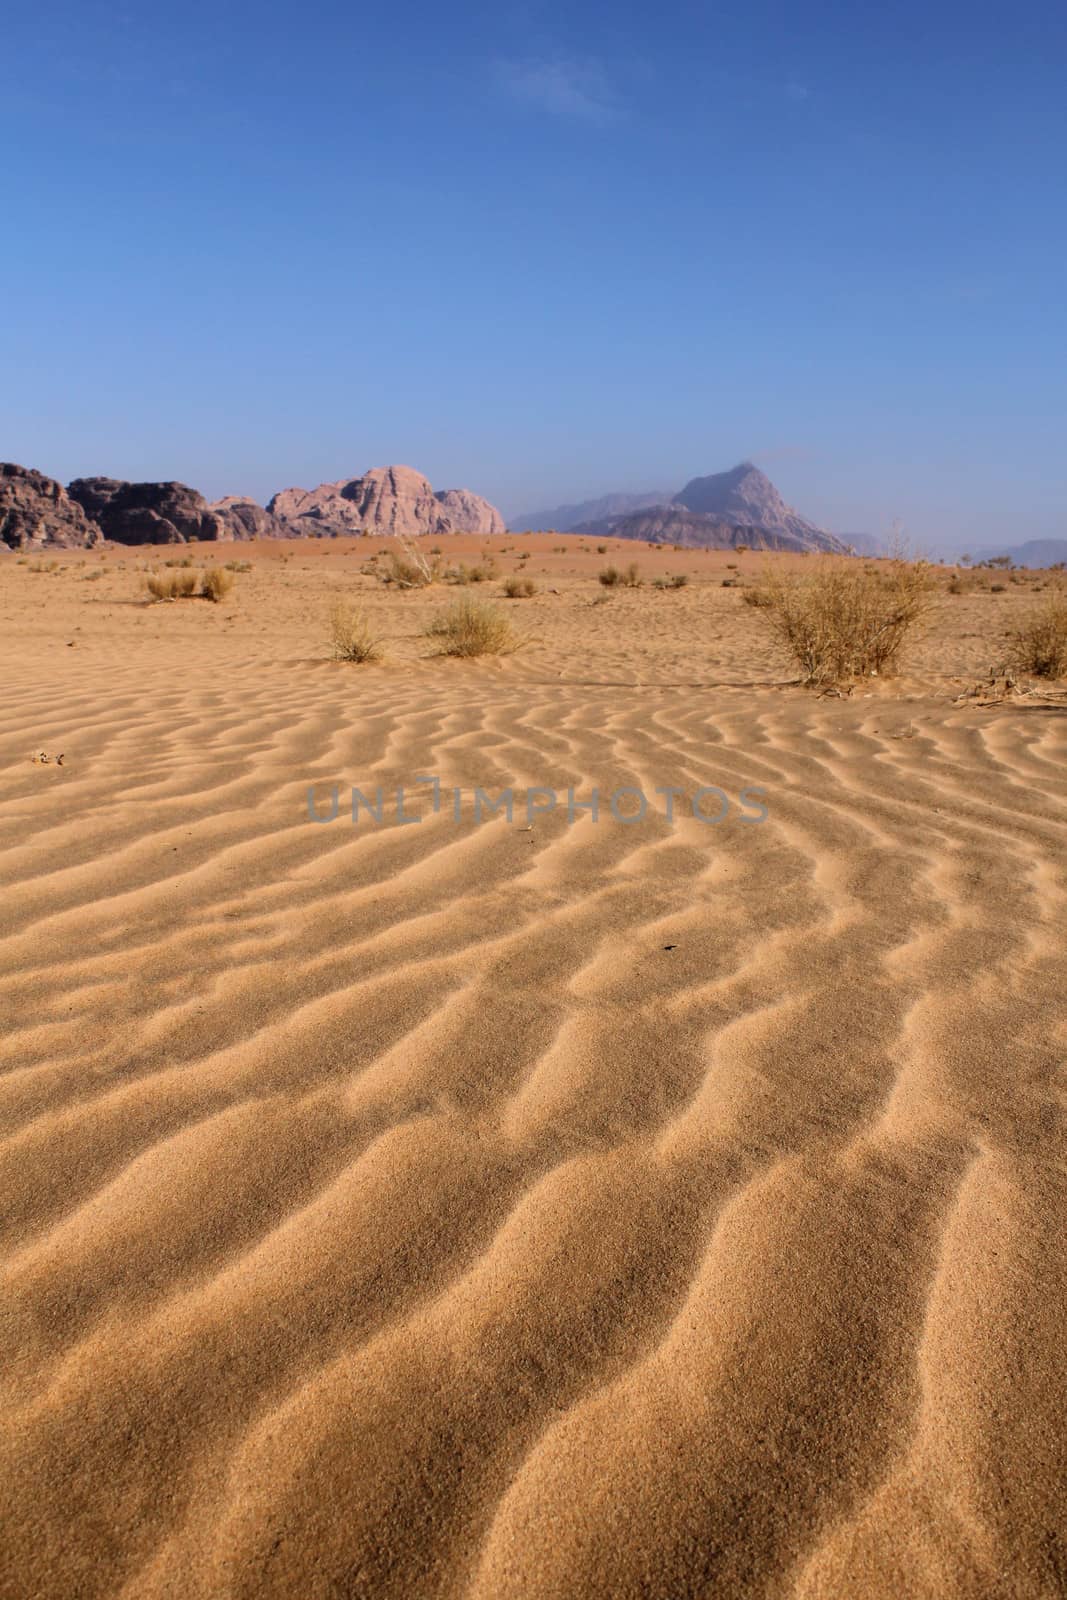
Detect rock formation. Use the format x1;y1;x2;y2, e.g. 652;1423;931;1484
268;465;504;537
510;490;670;533
434;486;507;535
0;463;104;550
545;463;849;553
584;507;795;550
67;478;231;545
671;462;846;551
209;496;293;540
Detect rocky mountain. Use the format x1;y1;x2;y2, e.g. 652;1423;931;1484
209;496;293;540
671;463;845;550
584;507;812;551
509;490;670;534
67;478;236;545
565;463;848;553
0;463;104;550
268;465;505;537
964;538;1067;569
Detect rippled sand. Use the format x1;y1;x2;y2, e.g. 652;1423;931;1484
2;539;1065;1598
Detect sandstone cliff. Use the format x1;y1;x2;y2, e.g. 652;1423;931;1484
0;464;104;550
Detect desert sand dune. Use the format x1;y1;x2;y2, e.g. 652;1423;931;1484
1;540;1064;1598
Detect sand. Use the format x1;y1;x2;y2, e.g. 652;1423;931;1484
1;537;1065;1598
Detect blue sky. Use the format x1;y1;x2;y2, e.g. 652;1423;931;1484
4;0;1065;547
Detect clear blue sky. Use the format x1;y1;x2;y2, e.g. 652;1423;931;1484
4;0;1065;547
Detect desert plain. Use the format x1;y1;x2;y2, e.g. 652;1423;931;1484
1;535;1065;1599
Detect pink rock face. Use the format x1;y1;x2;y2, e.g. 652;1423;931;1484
268;466;505;537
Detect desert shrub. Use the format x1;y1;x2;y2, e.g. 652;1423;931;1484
425;596;517;657
597;544;607;554
621;562;643;588
225;559;252;573
654;573;688;590
990;583;1006;594
749;557;933;684
1010;590;1067;678
200;567;235;602
599;566;621;587
146;570;198;600
381;541;440;588
502;576;537;598
741;586;773;608
329;602;383;663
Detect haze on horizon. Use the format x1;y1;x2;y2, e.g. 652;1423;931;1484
4;0;1065;551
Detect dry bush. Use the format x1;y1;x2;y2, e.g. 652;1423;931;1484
599;565;621;587
502;576;537;598
146;570;198;600
329;602;383;663
750;556;933;684
742;584;772;609
621;561;642;587
381;540;440;588
425;596;518;657
200;567;235;602
448;558;498;585
1011;589;1067;678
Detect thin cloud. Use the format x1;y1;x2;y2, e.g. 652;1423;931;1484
496;57;618;123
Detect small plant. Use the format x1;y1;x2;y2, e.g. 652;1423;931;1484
329;602;383;663
1010;589;1067;678
597;544;607;554
146;570;198;600
502;576;537;598
621;562;642;587
741;586;773;608
599;566;621;587
748;556;933;684
381;540;441;588
425;596;518;657
200;567;235;602
225;559;252;573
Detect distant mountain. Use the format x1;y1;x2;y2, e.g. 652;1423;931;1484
966;539;1067;569
671;462;845;551
564;463;848;554
578;507;802;551
509;491;669;533
840;532;888;557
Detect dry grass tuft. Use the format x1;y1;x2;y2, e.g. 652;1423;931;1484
381;540;441;588
1010;589;1067;678
502;576;537;598
200;567;235;602
145;566;235;602
425;596;518;657
146;570;198;601
329;602;383;663
749;556;933;684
